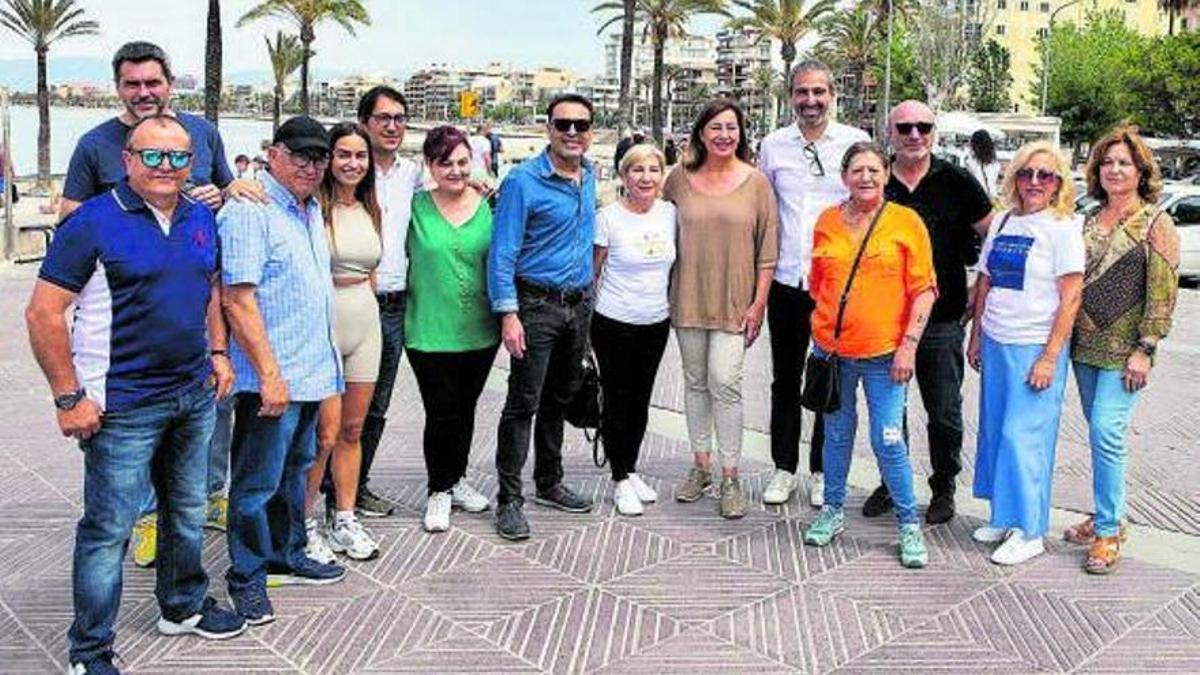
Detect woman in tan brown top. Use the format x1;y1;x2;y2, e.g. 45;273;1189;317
664;100;779;519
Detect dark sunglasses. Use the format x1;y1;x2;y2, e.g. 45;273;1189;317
895;121;935;136
802;142;825;177
551;118;592;134
130;148;193;170
1014;167;1061;183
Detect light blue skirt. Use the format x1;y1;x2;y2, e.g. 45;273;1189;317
973;332;1069;538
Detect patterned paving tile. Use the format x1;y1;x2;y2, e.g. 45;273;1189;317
359;525;499;588
512;519;684;584
482;587;683;674
115;633;302;674
0;601;60;674
595;626;794;674
600;552;794;625
707;584;909;673
714;519;872;584
620;496;784;547
1076;587;1200;673
363;626;542;673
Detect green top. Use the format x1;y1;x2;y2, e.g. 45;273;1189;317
1072;203;1180;369
405;191;500;352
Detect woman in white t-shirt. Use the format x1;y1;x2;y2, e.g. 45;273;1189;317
966;141;1085;566
591;143;677;516
963;129;1002;199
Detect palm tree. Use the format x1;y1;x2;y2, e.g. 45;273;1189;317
265;31;304;132
595;0;729;145
1159;0;1197;35
238;0;370;116
592;0;637;129
728;0;835;119
204;0;222;125
0;0;98;188
749;65;776;131
816;6;878;126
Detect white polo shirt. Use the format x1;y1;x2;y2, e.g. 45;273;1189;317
373;155;422;293
758;120;870;289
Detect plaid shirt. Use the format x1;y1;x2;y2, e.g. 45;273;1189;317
218;172;342;401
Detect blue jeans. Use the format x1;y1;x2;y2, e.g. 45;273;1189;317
136;394;235;516
816;347;919;526
69;384;214;664
225;394;319;592
1073;362;1140;538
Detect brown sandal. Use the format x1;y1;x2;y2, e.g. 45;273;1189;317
1063;517;1128;545
1084;536;1120;575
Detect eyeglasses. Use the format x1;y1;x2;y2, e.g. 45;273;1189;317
551;118;592;134
802;142;825;177
895;121;935;136
129;148;193;170
369;113;408;127
281;147;330;171
1014;167;1061;183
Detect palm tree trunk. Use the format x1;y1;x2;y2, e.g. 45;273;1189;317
204;0;223;125
273;87;282;132
299;22;314;117
651;25;666;146
36;47;50;189
618;0;635;129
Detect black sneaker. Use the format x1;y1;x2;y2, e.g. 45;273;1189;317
69;652;121;675
267;557;346;587
534;484;593;513
156;596;247;639
925;491;956;524
862;485;894;518
356;486;396;518
495;501;530;541
229;584;275;626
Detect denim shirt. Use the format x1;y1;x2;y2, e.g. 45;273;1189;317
487;149;596;313
218;172;342;401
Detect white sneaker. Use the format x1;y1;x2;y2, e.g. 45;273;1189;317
424;491;452;532
305;517;336;565
450;480;490;513
763;469;797;505
329;515;380;561
809;473;824;508
626;473;658;503
613;479;644;516
990;529;1045;566
973;525;1009;543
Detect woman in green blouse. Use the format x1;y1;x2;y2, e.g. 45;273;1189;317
406;125;500;533
1065;125;1180;574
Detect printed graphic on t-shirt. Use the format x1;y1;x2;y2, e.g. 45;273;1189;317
638;232;671;258
987;234;1035;290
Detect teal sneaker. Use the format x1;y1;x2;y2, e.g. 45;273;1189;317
804;507;845;546
899;523;928;568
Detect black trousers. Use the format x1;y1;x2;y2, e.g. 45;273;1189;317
767;281;826;474
589;313;670;481
408;345;499;494
359;291;407;490
495;291;591;505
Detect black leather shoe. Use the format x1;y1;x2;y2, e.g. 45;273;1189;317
862;485;894;518
495;501;530;541
925;492;956;524
534;484;593;513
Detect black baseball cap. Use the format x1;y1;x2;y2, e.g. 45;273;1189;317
273;116;330;154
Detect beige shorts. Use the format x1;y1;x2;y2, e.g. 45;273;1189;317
332;284;382;383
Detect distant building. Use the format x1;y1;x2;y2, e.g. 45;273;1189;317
405;64;580;119
604;31;718;132
175;74;199;93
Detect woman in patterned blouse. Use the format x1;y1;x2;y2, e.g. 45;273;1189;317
1063;125;1180;575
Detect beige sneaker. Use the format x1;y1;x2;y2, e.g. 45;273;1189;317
719;477;747;519
675;467;712;503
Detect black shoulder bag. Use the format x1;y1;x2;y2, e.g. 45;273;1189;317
801;202;887;413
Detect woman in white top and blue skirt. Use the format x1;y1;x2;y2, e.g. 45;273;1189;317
967;141;1085;566
591;144;677;516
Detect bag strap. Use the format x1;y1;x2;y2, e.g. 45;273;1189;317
995;210;1013;235
833;201;889;347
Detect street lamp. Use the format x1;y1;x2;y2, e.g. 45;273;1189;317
1040;0;1086;115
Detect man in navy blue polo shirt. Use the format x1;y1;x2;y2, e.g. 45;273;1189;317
487;93;598;541
26;116;245;675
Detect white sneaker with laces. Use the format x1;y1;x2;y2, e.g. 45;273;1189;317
809;473;825;508
973;525;1008;543
990;529;1045;565
613;479;644;516
450;480;490;513
762;469;796;505
305;517;336;565
329;516;380;561
627;473;658;503
424;491;452;532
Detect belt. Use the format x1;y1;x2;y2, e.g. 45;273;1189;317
376;290;405;305
517;278;589;305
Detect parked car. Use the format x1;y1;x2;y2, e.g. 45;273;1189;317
1162;183;1200;281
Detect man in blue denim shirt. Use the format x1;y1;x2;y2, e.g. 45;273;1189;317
27;116;246;675
487;94;597;541
219;116;344;625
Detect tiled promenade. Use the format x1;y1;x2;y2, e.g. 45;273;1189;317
1;262;1198;673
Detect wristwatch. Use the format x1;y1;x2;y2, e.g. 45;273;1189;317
1135;339;1157;357
54;388;87;411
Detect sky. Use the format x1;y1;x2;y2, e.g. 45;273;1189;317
0;0;724;86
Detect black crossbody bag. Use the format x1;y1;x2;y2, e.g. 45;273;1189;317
801;202;887;413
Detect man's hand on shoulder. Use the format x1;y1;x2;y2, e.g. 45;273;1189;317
223;178;268;205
